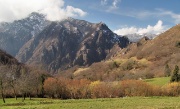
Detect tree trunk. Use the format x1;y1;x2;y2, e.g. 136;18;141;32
40;86;44;98
29;94;31;100
22;93;26;102
0;80;5;103
22;94;24;102
24;93;26;100
15;95;17;100
12;87;17;100
2;94;5;103
36;89;39;97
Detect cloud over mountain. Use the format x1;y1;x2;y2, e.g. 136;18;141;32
114;20;167;36
0;0;87;22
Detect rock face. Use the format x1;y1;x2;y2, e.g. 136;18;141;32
0;12;50;56
16;18;129;72
0;49;20;65
0;13;129;72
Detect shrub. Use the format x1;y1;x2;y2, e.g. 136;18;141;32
164;64;171;77
170;65;180;82
120;80;155;96
163;82;180;96
43;77;58;98
175;41;180;48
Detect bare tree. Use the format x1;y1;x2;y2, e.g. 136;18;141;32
6;65;21;100
0;66;9;103
17;67;48;101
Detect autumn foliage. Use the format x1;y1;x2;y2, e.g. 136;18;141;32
42;77;180;99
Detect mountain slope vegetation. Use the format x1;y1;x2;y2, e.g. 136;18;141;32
59;24;180;81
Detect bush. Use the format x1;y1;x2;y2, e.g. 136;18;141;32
43;77;180;99
120;80;155;96
175;41;180;48
163;82;180;96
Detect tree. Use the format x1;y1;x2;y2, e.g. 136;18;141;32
28;68;48;98
6;72;18;100
7;65;21;100
0;66;9;103
18;67;36;101
18;73;29;102
164;64;171;77
170;65;180;82
43;77;58;98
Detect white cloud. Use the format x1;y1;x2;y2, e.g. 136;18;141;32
101;0;121;11
122;9;180;24
0;0;87;22
114;27;137;36
66;6;87;17
114;20;167;36
112;0;121;9
101;0;108;5
156;9;180;24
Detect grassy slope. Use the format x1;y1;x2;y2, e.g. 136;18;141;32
0;97;180;109
144;77;170;86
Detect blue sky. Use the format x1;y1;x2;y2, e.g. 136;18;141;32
65;0;180;35
0;0;180;35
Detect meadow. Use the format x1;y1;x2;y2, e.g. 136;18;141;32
0;77;178;109
0;97;180;109
145;77;170;86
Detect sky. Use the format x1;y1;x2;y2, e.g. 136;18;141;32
0;0;180;35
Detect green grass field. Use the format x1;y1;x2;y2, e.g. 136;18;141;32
144;77;170;86
0;77;176;109
0;97;180;109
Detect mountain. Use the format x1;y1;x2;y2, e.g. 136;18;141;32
59;24;180;81
0;12;50;56
115;24;180;77
119;25;180;61
0;49;20;65
2;14;129;72
0;49;24;79
124;33;156;42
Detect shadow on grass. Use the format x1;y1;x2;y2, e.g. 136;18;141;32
3;102;26;106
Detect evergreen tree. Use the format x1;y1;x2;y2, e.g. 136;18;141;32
170;65;179;82
164;64;171;77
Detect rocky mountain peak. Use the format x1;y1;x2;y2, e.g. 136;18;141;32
28;12;45;20
15;16;129;73
0;12;50;56
0;12;130;73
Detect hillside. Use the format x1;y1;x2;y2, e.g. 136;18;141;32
59;24;180;81
119;25;180;60
0;49;20;65
118;24;180;74
0;49;24;80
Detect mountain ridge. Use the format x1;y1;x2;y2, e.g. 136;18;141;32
0;12;50;56
15;18;129;72
61;24;180;81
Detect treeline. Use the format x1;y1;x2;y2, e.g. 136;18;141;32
0;65;49;103
1;72;180;101
1;64;180;103
43;77;180;99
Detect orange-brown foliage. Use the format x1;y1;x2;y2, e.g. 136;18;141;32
120;80;154;96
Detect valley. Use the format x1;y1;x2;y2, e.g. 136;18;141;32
0;1;180;108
